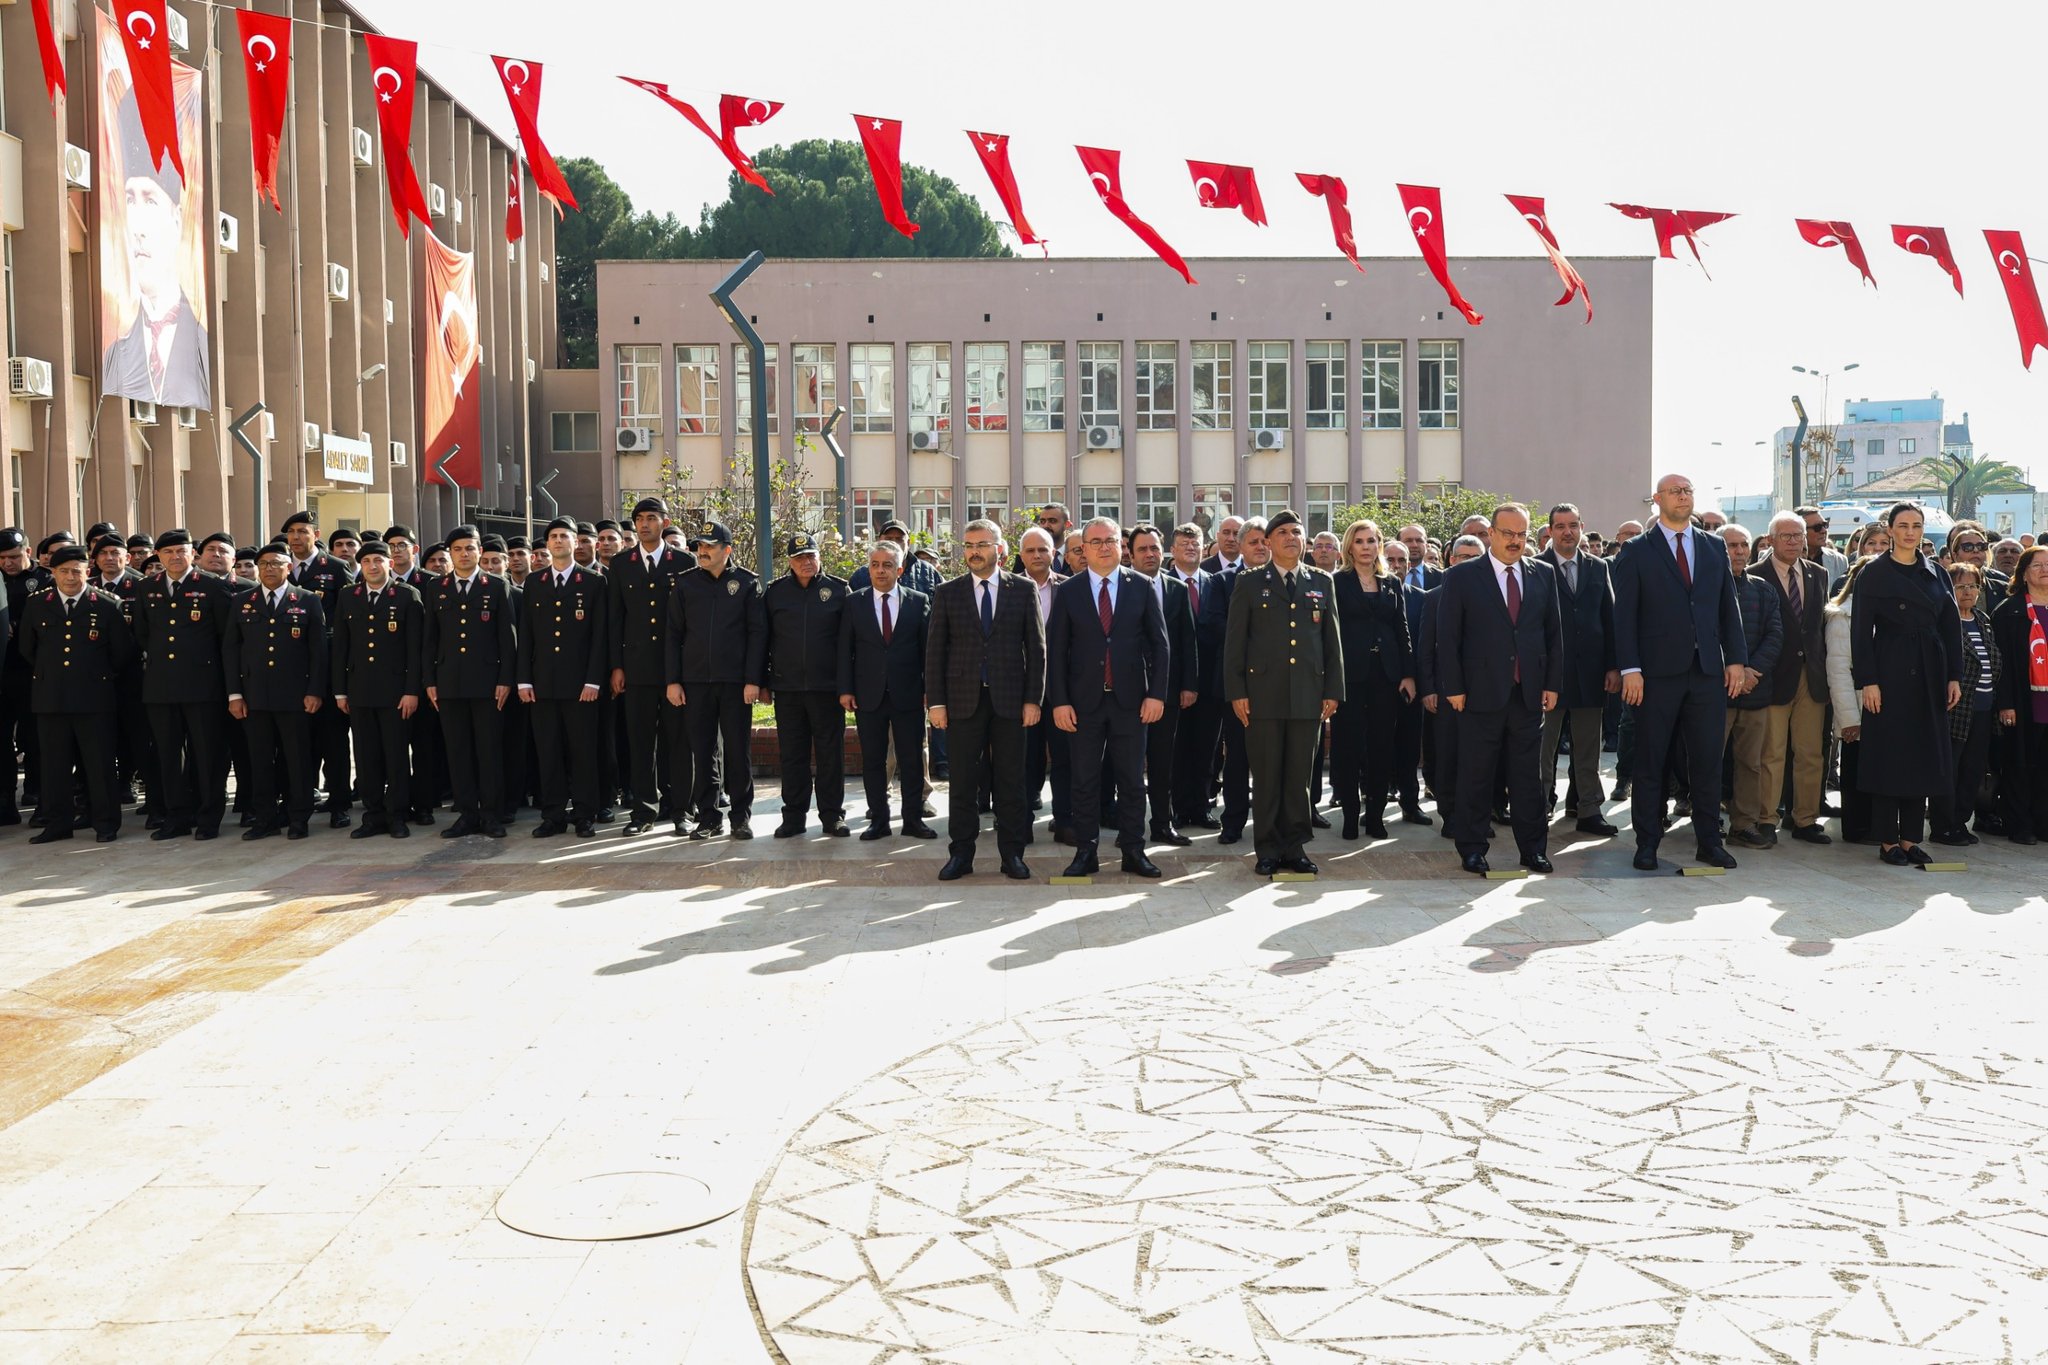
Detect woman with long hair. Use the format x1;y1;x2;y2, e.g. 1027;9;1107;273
1934;561;2002;845
1849;502;1964;866
1824;555;1875;844
1990;543;2048;843
1329;519;1416;840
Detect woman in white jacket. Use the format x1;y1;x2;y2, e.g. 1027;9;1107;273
1825;556;1874;843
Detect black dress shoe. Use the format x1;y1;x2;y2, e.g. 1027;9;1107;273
1695;845;1737;869
921;800;938;819
1001;854;1030;880
1521;853;1554;874
575;820;597;838
483;822;508;839
902;822;939;839
1149;824;1192;847
411;809;437;826
1879;844;1913;866
1186;814;1221;830
151;823;192;841
1789;823;1832;845
350;822;388;840
287;825;310;840
1462;852;1490;875
95;831;118;843
330;811;352;830
822;818;852;837
1219;827;1243;846
1365;811;1389;839
242;824;278;841
597;807;618;824
31;827;74;843
1288;855;1317;875
389;824;411;839
1061;848;1100;877
860;823;892;841
690;819;724;840
2010;831;2039;846
1576;816;1620;836
622;819;651;837
194;828;218;841
730;820;754;839
1400;802;1432;826
931;765;950;782
1311;811;1331;829
773;819;805;838
1254;856;1279;876
1633;849;1660;871
238;813;257;828
1121;849;1163;878
1903;843;1932;867
1932;829;1973;847
938;854;973;880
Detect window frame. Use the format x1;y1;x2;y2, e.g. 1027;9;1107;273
1134;341;1177;431
1305;483;1344;535
850;343;895;434
674;344;720;435
850;487;896;539
963;342;1009;432
1078;342;1121;428
1305;341;1346;430
733;343;780;436
965;486;1010;526
1246;341;1290;430
1078;485;1122;525
792;344;837;434
1022;342;1066;432
908;343;953;435
550;410;599;454
1418;340;1460;430
615;344;662;430
1248;483;1291;520
1134;484;1180;534
909;486;954;541
1191;342;1233;430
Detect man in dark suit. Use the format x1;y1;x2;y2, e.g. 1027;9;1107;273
331;540;423;839
1437;504;1564;874
19;546;136;842
1200;516;1246;575
422;526;517;839
1396;524;1443;594
1752;511;1834;844
839;543;936;840
133;528;238;840
1611;474;1750;871
1165;523;1221;833
1420;535;1488;839
1016;528;1071;840
518;518;609;838
1537;503;1620;836
227;542;328;839
608;497;694;836
1128;526;1196;846
927;518;1045;880
1048;518;1171;878
764;533;851;838
281;510;355;828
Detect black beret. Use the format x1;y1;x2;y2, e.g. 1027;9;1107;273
383;525;416;544
233;551;256;565
199;531;236;552
255;542;291;562
445;524;480;545
282;510;315;531
1266;509;1303;533
544;516;576;536
505;536;531;551
480;535;507;553
632;496;669;518
0;528;25;553
154;528;193;551
49;544;89;569
423;542;449;560
595;519;623;535
575;521;597;536
329;527;360;545
698;522;733;547
127;534;153;550
785;533;819;556
37;532;75;555
87;522;120;541
91;535;125;557
356;539;390;559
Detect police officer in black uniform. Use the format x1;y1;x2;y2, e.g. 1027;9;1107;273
20;544;136;842
86;533;153;809
385;525;444;820
1;527;53;824
228;542;329;839
763;533;850;838
422;525;516;838
280;511;352;828
608;497;693;836
518;517;609;837
134;528;238;840
332;539;423;839
482;534;532;823
666;522;766;838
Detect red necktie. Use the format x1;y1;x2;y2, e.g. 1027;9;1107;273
1185;573;1199;617
1675;532;1692;588
1098;580;1114;689
881;593;893;643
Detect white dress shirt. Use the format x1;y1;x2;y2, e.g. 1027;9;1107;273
872;584;901;632
1490;554;1523;609
1087;568;1119;615
970;571;1000;621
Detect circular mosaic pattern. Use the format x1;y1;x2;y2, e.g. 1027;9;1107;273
744;954;2048;1363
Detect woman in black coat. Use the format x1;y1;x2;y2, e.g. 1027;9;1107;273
1849;502;1964;866
1329;520;1416;840
1989;544;2048;843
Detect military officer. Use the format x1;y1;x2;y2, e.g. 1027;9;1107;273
279;510;352;827
422;525;516;838
331;540;423;839
1222;509;1346;876
134;528;238;840
1;527;54;824
85;534;153;810
505;536;533;589
227;542;329;839
608;496;694;836
518;517;609;837
763;532;851;838
20;544;137;842
327;527;360;577
196;531;239;581
482;534;533;822
665;522;766;838
384;525;444;820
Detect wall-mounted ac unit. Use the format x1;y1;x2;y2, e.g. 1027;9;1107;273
1084;424;1122;451
217;212;240;253
130;400;159;426
165;6;190;51
176;406;200;430
259;411;277;442
452;196;463;225
524;358;536;382
390;440;408;468
325;263;350;302
351;127;375;170
303;422;323;452
615;426;654;453
909;430;944;452
539;261;551;283
383;298;394;326
428;183;447;217
7;357;54;400
62;144;91;191
1250;428;1287;452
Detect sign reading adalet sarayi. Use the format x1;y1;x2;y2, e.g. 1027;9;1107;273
321;432;376;486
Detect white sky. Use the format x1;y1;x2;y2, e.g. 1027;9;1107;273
364;0;2048;509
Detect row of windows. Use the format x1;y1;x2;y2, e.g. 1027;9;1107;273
614;340;1461;440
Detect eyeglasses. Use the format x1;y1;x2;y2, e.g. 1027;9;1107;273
1804;521;1828;532
1954;541;1986;552
1082;537;1120;548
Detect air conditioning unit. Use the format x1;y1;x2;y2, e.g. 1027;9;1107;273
539;261;550;283
616;426;654;453
351;127;375;170
909;429;944;452
7;357;54;400
325;263;350;302
62;143;91;191
217;212;240;254
258;411;276;442
428;183;447;217
452;196;463;225
130;400;159;426
524;358;536;382
1084;424;1122;451
383;298;394;326
1251;428;1287;452
390;440;408;468
303;421;323;452
174;406;199;431
165;6;190;52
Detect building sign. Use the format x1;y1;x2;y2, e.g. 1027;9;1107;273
321;432;375;486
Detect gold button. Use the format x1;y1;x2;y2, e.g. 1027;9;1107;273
1291;639;1297;645
1290;658;1297;664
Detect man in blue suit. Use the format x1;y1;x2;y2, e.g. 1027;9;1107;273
1611;473;1749;871
1165;523;1224;829
1537;502;1620;836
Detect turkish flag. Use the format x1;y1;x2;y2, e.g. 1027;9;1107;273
1893;225;1963;297
492;58;578;215
112;0;184;181
620;79;777;195
1985;231;2048;369
235;10;291;212
30;0;64;107
968;131;1043;251
1795;219;1875;288
1396;185;1482;325
1505;195;1591;321
1077;147;1195;285
363;34;433;238
506;164;524;244
1297;174;1360;273
1609;203;1734;275
854;115;920;238
1187;161;1266;225
718;94;782;194
420;229;482;489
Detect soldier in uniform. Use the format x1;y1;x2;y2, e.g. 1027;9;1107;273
126;534;154;574
280;510;353;828
422;525;515;837
134;528;238;839
194;532;256;826
88;534;152;810
763;533;850;838
608;496;693;836
386;526;444;820
196;532;238;580
20;544;137;842
482;534;533;822
518;517;609;837
331;540;423;839
665;522;765;838
1223;509;1346;877
505;536;533;589
227;542;329;839
1;527;54;823
328;528;360;577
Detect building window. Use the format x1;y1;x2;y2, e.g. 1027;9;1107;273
793;344;836;433
850;344;894;434
674;345;720;434
1023;343;1065;432
908;343;951;435
909;486;953;541
1248;484;1291;520
1020;484;1063;516
1192;342;1233;429
1306;342;1346;430
1306;484;1344;535
1866;439;1884;457
734;343;779;435
1135;342;1177;431
1247;341;1289;429
1899;437;1917;455
1191;486;1233;539
1079;342;1121;427
1362;341;1401;429
966;486;1009;526
615;344;661;430
851;487;895;538
1362;483;1404;501
963;343;1008;432
550;411;599;454
9;455;24;532
1134;485;1179;533
1418;341;1460;429
1079;485;1122;524
3;235;16;358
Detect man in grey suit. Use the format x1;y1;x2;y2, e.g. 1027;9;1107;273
1537;502;1620;836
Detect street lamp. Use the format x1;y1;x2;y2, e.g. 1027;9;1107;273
1791;363;1859;423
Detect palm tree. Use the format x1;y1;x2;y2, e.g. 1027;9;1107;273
1906;451;2030;519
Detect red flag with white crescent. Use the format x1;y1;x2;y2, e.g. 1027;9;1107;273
718;94;782;194
492;57;578;215
1187;160;1266;225
1985;230;2048;369
112;0;184;181
854;115;920;238
363;34;433;238
1077;146;1195;285
1297;174;1361;273
420;229;482;489
506;164;524;244
1609;203;1734;276
235;9;291;212
1893;225;1963;297
1505;194;1591;321
31;0;65;107
1396;184;1482;325
967;131;1043;252
1795;219;1875;288
620;79;777;196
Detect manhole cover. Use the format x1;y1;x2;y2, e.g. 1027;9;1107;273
496;1169;737;1241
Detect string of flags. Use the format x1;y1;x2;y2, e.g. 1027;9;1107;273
32;0;2048;368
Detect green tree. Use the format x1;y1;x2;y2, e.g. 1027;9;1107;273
1907;450;2031;520
1330;485;1530;551
555;158;691;368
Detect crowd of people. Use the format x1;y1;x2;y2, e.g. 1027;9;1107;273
4;474;2047;880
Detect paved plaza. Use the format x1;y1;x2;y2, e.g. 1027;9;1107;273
1;776;2045;1363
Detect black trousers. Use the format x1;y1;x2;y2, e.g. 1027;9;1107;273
1173;694;1221;822
1;666;36;810
1144;705;1179;832
1247;715;1319;860
1435;706;1462;831
1838;740;1871;843
529;696;601;821
1218;709;1252;833
856;699;923;823
1935;714;1993;836
687;682;753;822
597;689;621;808
245;708;316;828
1330;680;1401;815
1631;671;1728;852
1872;794;1928;845
408;704;447;813
2000;723;2048;840
438;696;504;822
1394;694;1424;804
315;704;352;808
775;690;846;821
1071;701;1146;850
350;705;411;826
622;683;690;823
499;695;531;817
148;700;229;831
946;687;1026;860
1025;711;1072;825
37;712;119;835
1455;696;1546;858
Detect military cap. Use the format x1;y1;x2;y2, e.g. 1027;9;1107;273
1266;509;1303;533
632;496;669;518
49;544;90;568
199;531;236;552
445;524;480;545
281;510;316;531
698;522;734;547
127;534;153;550
0;528;26;552
356;539;390;560
154;528;193;551
595;518;622;534
423;542;449;560
37;532;75;555
87;521;120;542
480;535;507;554
329;527;360;545
256;541;292;562
383;525;416;544
90;535;125;557
505;536;531;551
785;533;819;557
544;516;576;536
575;521;597;537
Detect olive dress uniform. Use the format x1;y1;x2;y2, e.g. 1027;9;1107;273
287;549;354;817
422;571;518;834
19;585;137;839
331;579;424;834
607;543;694;831
2;557;55;821
228;583;329;835
518;564;610;831
1222;561;1346;867
666;563;767;833
134;569;239;836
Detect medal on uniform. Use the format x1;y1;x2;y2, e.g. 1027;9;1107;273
190;607;203;621
819;586;832;602
575;606;585;621
481;610;491;621
386;617;398;632
292;625;302;639
727;579;740;596
89;628;99;641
